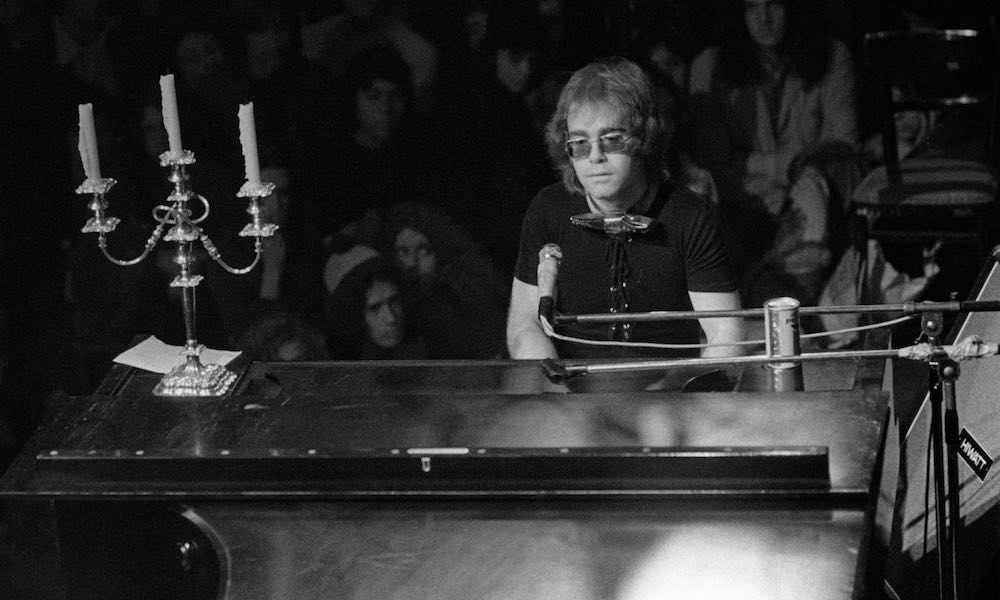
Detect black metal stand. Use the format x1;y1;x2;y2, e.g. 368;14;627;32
921;311;961;600
941;358;962;600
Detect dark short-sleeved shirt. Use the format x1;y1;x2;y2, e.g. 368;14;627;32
514;180;736;359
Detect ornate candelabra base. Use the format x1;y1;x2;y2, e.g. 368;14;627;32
152;356;237;397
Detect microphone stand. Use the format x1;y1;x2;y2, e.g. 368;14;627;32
920;310;960;600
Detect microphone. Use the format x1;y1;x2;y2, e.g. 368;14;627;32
537;243;562;323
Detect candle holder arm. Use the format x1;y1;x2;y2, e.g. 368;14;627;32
97;222;168;266
198;181;278;274
199;233;263;275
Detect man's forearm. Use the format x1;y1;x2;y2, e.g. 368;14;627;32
507;277;559;359
507;323;559;359
699;317;747;358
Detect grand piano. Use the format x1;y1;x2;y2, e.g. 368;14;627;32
0;331;894;599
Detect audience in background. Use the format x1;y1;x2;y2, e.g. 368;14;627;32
299;44;440;256
105;1;179;109
252;165;323;315
322;244;428;360
684;0;859;304
240;0;335;173
377;202;509;359
52;0;120;104
442;7;558;280
232;309;329;361
169;22;248;180
300;0;439;116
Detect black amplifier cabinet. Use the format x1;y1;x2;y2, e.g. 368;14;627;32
1;350;891;599
884;256;1000;600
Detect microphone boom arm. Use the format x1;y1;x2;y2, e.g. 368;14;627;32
552;300;1000;325
542;336;999;382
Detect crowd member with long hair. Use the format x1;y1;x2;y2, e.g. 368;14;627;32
299;45;442;258
378;201;508;359
684;0;859;303
322;244;428;360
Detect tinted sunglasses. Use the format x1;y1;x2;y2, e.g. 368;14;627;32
564;133;636;160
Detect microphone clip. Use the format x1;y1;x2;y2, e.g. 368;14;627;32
570;212;652;235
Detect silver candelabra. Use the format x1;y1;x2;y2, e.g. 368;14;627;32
76;149;277;397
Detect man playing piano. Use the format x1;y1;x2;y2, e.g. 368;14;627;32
506;57;746;360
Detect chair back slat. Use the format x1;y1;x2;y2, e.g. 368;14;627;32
864;29;989;71
864;28;999;179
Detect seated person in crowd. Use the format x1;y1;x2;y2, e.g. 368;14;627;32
231;309;329;362
378;201;508;359
685;0;858;302
507;57;745;360
323;243;428;360
299;45;439;256
251;165;323;315
241;1;336;179
440;8;557;280
299;0;439;116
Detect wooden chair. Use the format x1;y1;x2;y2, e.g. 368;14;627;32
851;28;999;299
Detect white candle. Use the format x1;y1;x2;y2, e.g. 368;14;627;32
238;102;261;185
159;74;183;154
77;103;101;180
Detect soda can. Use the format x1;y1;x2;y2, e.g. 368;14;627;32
764;297;804;391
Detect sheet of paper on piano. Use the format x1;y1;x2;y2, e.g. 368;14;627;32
113;335;241;374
